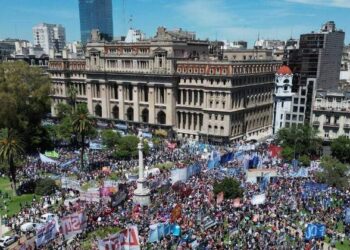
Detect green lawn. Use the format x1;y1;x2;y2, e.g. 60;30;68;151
0;177;36;217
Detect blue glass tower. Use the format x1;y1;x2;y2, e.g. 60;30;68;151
79;0;113;44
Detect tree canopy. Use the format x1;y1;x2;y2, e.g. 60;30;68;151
0;61;51;152
331;135;350;163
316;156;350;190
101;129;121;149
213;177;243;199
276;124;322;159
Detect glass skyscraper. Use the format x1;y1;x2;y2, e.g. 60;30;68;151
79;0;113;44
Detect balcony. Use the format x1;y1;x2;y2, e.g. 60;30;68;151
344;124;350;129
323;123;339;129
312;121;320;126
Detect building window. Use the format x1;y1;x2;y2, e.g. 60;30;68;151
300;98;305;104
294;98;299;104
301;89;306;96
286;114;290;120
293;106;298;112
299;107;304;112
299;115;303;121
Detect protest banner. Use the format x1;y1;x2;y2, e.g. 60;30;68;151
35;220;58;247
251;193;266;205
304;223;326;240
98;225;140;250
61;177;81;191
345;207;350;224
80;188;100;203
60;212;87;239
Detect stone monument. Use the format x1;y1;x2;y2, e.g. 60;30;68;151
133;133;150;206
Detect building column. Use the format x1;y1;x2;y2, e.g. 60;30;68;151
133;85;139;122
118;84;125;120
166;88;174;126
186;90;189;105
148;86;155;123
86;81;93;115
192;91;195;106
100;81;110;118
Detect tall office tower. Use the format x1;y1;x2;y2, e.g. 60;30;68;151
79;0;113;44
33;23;66;54
287;21;345;122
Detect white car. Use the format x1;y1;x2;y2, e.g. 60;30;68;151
20;222;42;233
0;235;18;247
40;213;57;223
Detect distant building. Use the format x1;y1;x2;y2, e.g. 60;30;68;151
33;23;66;54
223;40;248;50
287;21;345;123
272;65;313;134
254;39;285;50
312;90;350;141
125;28;146;43
79;0;113;44
340;45;350;85
0;39;16;61
223;49;273;61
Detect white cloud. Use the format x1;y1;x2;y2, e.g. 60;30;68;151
286;0;350;8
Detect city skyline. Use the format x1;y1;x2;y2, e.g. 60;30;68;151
0;0;349;46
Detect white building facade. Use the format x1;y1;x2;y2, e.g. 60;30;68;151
33;23;66;54
273;65;294;134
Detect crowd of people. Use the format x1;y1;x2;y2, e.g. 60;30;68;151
1;137;350;250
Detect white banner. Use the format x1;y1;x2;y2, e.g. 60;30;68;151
80;188;100;203
60;212;87;239
61;177;81;191
35;220;58;247
98;225;140;250
39;153;59;164
251;193;266;205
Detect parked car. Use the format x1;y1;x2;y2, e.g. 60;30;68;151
0;235;18;247
20;222;42;233
40;213;57;223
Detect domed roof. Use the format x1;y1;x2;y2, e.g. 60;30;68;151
276;65;292;75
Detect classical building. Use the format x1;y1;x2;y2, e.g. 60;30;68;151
312;90;350;141
49;27;280;143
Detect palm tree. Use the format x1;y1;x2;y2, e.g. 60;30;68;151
0;129;24;193
67;85;78;112
72;104;93;169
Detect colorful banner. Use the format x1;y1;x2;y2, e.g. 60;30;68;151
60;212;87;239
44;150;59;158
61;177;81;191
35;220;58;247
98;225;140;250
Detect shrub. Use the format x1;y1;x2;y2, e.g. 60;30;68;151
35;178;58;196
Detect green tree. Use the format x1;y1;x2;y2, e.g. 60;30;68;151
101;129;121;149
213;177;243;199
276;124;322;158
35;178;58;196
67;85;78;111
316;156;349;190
114;135;139;159
55;103;72;120
331;135;350;163
299;154;311;167
0;61;51;152
281;146;294;162
72;104;94;169
0;129;24;193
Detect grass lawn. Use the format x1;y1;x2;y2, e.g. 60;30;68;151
0;177;37;217
336;240;350;250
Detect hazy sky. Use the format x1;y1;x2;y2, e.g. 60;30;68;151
0;0;349;47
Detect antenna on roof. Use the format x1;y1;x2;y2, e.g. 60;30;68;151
128;15;133;29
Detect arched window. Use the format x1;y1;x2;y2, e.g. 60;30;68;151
127;107;134;121
283;79;290;84
112;105;119;119
157;111;166;125
95;104;102;117
141;109;149;123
